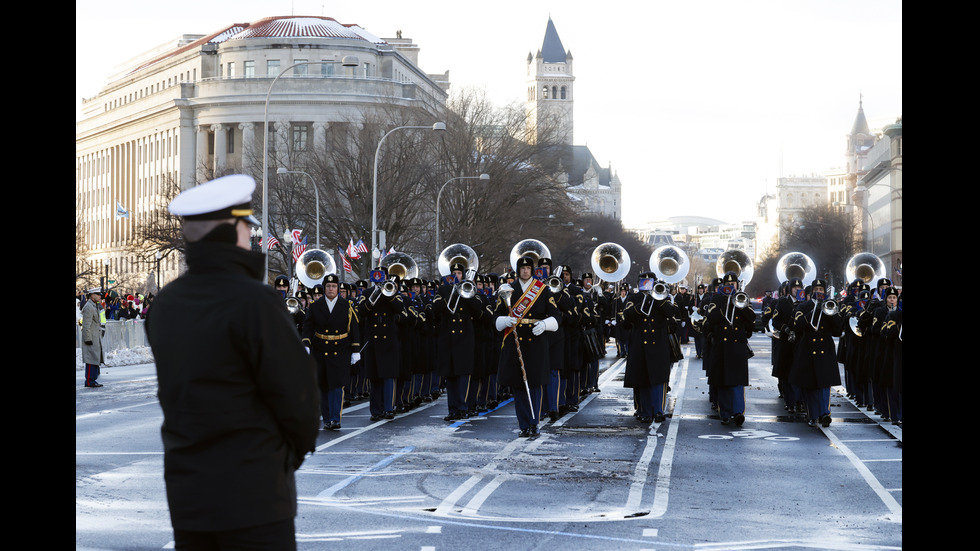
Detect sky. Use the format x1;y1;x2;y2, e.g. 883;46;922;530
76;0;902;228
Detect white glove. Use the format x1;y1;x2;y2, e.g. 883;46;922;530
532;321;546;336
305;346;311;354
350;352;361;365
495;315;519;331
681;321;686;327
610;319;617;326
533;317;559;336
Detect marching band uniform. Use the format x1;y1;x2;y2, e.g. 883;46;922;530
692;284;710;359
432;263;485;421
622;274;678;423
494;256;562;437
581;274;605;393
871;286;900;422
772;278;804;413
538;258;570;421
358;269;408;421
302;275;361;430
704;272;755;426
612;286;631;358
789;279;842;427
881;292;902;426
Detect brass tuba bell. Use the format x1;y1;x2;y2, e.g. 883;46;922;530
509;239;550;272
295;249;336;289
380;252;419;280
590;242;631;283
438;243;480;277
845;252;886;287
776;252;816;286
716;249;754;288
650;245;690;285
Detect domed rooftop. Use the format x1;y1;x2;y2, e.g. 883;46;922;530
131;16;383;74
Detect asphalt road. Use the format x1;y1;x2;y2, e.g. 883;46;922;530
76;333;902;550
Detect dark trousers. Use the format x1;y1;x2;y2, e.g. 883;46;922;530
369;377;394;416
445;375;470;414
717;385;745;421
85;363;100;385
513;384;543;430
173;518;296;551
322;387;344;424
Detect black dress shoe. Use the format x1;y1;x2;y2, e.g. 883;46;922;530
370;415;382;421
383;411;395;419
654;413;666;423
548;410;559;422
820;414;831;427
530;425;538;435
85;382;103;388
568;405;578;412
720;418;731;425
519;428;531;437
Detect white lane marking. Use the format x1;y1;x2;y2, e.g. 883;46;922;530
820;425;902;521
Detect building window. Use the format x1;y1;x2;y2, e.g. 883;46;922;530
228;62;235;77
321;63;334;76
244;61;255;78
561;86;567;99
267;60;280;77
552;86;558;99
292;125;309;151
294;60;307;75
543;86;549;99
227;128;235;154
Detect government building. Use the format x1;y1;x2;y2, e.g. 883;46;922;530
76;15;449;290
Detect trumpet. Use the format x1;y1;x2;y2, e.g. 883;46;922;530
285;296;302;315
546;265;564;294
368;279;399;307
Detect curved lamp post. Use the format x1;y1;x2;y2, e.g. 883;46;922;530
435;174;490;257
371;122;446;261
262;56;359;279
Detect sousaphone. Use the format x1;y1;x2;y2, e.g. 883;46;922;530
295;248;336;288
590;242;631;283
509;239;550;272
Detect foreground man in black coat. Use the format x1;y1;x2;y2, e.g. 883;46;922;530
146;174;320;550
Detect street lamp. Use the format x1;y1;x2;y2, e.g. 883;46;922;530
262;56;359;279
435;173;490;257
154;251;161;291
372;122;447;261
277;168;320;250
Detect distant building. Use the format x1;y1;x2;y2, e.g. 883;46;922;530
525;18;622;220
76;15;448;288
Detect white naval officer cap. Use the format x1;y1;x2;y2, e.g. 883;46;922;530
168;174;260;226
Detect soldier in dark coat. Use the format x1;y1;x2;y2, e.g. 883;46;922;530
772;278;804;413
358;268;409;421
789;279;843;427
622;273;678;423
146;175;319;549
494;256;562;437
302;276;361;430
431;262;486;421
704;272;756;426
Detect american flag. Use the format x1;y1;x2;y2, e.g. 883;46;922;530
355;239;369;254
292;237;307;261
265;235;280;250
338;247;352;273
346;239;360;260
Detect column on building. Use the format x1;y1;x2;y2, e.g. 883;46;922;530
212;123;226;175
240;122;255;176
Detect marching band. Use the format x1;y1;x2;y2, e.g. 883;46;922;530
290;241;903;434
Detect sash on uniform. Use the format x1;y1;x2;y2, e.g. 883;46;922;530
502;279;546;340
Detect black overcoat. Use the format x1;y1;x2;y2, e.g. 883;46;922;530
302;296;361;391
146;242;319;532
